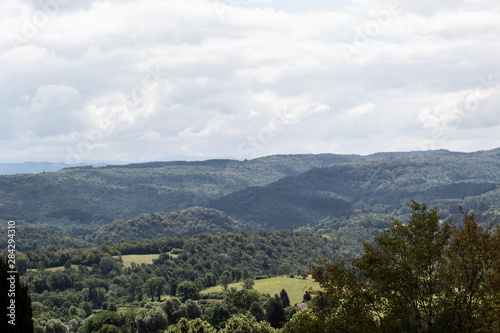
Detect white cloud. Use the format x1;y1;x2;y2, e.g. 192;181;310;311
0;0;499;162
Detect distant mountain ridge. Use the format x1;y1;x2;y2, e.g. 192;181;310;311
0;153;368;230
0;161;124;175
208;150;500;229
1;148;499;237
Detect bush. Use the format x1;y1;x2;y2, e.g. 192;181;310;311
82;311;122;333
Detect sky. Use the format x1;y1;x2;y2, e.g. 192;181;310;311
1;0;499;163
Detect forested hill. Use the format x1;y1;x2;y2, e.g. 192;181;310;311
0;153;364;231
208;149;500;229
0;149;494;236
89;207;242;243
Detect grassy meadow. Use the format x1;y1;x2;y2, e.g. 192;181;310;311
201;276;320;305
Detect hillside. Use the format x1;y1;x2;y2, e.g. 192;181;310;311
90;207;242;243
1;149;492;241
0;154;364;233
208;150;500;229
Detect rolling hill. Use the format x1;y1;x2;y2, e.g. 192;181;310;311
89;206;242;243
208;149;500;229
0;154;364;232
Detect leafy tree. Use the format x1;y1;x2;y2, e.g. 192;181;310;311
219;314;278;333
266;294;286;328
176;281;200;302
204;303;231;329
227;288;260;311
162;297;184;324
45;319;68;333
231;268;242;282
69;305;78;316
107;302;117;312
282;310;325;333
249;301;266;322
79;302;93;317
285;305;300;321
302;202;500;332
164;317;216;333
280;289;290;307
98;256;118;275
277;262;293;276
170;278;179;296
82;311;122;333
203;273;217;288
354;201;451;331
441;209;500;332
135;306;168;333
243;268;251;280
97;324;121;333
242;277;255;290
144;276;166;301
182;299;202;320
220;271;232;292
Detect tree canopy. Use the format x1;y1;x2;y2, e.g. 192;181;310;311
294;201;500;333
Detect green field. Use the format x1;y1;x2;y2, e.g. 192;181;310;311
201;276;321;305
114;254;160;267
28;254;160;272
28;264;81;273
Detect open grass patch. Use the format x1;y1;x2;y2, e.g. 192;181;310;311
114;254;160;267
201;276;320;305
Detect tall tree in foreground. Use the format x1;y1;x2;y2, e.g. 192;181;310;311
443;209;500;332
0;256;34;333
285;201;500;333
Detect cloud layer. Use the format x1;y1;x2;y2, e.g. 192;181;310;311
1;0;499;162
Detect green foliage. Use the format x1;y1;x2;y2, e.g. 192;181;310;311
135;306;168;333
209;151;500;230
277;262;293;276
220;271;231;292
249;302;266;322
280;289;290;308
162;297;184;325
266;294;286;329
182;299;202;320
91;207;243;244
82;310;122;333
144;276;167;301
301;202;500;332
219;313;278;333
164;317;216;333
242;278;255;290
177;281;200;302
203;303;231;329
225;288;261;312
0;154;352;239
107;302;117;312
80;302;93;317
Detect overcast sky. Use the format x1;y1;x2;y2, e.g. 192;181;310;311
1;0;499;163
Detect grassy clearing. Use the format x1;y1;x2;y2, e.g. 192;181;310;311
28;264;80;272
201;276;320;305
114;254;160;267
29;254;160;272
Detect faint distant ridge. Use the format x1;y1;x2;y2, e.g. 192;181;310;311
98;159;237;169
0;162;69;175
365;149;462;160
0;161;129;175
0;150;468;175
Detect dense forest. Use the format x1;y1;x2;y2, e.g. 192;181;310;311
1;149;500;332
